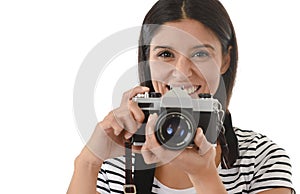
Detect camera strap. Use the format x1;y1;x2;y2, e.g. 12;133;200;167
134;153;156;194
124;140;156;194
124;140;136;194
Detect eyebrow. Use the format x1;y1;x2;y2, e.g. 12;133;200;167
152;46;172;51
192;44;215;51
152;44;215;51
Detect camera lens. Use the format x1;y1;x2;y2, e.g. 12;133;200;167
155;110;196;150
161;118;187;141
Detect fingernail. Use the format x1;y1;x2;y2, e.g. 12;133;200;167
152;113;158;119
142;86;149;91
125;133;132;140
148;113;157;121
198;127;203;135
148;114;153;121
114;130;121;136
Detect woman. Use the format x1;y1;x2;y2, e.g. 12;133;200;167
67;0;295;193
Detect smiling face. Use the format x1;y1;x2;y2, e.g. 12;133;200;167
149;19;231;98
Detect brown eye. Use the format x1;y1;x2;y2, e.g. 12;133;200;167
158;51;174;58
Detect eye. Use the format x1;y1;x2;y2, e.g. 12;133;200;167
157;50;174;58
192;51;210;58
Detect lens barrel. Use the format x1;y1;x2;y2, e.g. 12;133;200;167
155;109;196;150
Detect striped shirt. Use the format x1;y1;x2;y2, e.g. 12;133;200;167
97;128;295;193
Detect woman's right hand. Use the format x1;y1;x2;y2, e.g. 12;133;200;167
83;86;150;164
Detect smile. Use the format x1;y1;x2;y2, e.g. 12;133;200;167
166;85;201;95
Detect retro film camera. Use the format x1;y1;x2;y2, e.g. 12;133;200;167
132;87;224;150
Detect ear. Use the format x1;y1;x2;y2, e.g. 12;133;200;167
221;46;232;74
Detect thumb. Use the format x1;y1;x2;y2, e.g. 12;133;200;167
194;128;213;155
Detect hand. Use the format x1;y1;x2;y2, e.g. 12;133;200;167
141;113;216;177
85;86;149;162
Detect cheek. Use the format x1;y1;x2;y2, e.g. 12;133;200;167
149;61;174;83
194;61;221;94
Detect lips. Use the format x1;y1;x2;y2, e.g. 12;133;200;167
166;85;201;95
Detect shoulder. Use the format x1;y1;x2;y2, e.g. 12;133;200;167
231;128;294;193
234;128;290;164
234;127;268;143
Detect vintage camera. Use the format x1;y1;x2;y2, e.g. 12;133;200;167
132;87;223;150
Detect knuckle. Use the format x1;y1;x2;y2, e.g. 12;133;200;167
122;90;131;101
110;110;117;119
136;114;145;124
96;121;104;129
143;156;151;164
127;100;135;108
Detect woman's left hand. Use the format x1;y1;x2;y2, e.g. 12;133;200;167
141;113;217;177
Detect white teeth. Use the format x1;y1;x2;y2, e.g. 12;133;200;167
185;86;199;94
166;85;200;95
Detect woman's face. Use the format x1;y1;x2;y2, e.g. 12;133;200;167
149;19;230;98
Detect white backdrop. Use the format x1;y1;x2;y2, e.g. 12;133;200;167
0;0;298;193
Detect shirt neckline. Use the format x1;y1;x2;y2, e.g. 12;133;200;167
153;177;196;193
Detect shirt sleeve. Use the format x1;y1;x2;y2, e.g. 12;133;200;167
96;164;111;194
249;135;295;193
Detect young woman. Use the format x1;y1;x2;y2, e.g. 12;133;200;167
67;0;295;193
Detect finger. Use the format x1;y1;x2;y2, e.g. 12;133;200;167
151;81;159;93
142;113;162;163
103;111;125;136
112;108;138;138
121;113;139;139
111;120;124;136
121;86;149;105
128;100;145;124
141;141;160;164
194;127;213;155
145;113;158;142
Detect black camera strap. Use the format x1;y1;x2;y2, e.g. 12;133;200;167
124;140;136;194
124;140;156;194
134;153;156;194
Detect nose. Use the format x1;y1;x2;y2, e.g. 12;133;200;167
172;55;193;78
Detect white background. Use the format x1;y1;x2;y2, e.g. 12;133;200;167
0;0;299;193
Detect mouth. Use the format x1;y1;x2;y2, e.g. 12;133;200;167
166;85;201;95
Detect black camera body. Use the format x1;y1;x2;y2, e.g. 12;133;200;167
132;87;223;150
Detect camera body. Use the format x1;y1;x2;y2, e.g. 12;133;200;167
132;87;223;150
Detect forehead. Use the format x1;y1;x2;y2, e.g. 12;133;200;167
151;19;221;51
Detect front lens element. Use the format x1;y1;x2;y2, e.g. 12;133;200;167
155;110;196;150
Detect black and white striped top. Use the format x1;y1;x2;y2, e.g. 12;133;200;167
97;128;295;193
